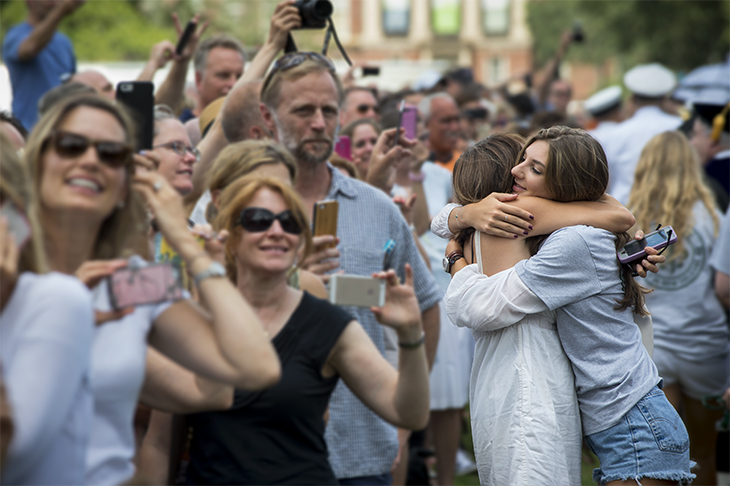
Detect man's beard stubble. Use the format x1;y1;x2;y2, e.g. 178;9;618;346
275;117;334;166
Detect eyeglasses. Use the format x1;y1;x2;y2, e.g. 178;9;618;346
44;131;132;168
261;52;336;99
356;104;378;115
238;207;302;235
154;141;201;161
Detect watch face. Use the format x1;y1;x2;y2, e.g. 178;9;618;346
442;256;450;273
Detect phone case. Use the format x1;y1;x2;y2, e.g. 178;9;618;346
617;225;677;264
108;263;185;310
329;274;385;308
313;200;339;249
334;136;351;160
0;201;31;249
402;108;417;140
116;81;154;151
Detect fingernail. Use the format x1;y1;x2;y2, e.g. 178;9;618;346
513;234;518;238
528;225;533;230
523;231;529;235
529;215;534;220
139;150;147;156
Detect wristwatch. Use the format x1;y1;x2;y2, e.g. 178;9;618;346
442;251;464;273
193;261;227;287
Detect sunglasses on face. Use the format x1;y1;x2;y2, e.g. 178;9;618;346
154;141;201;162
261;52;337;98
356;104;378;115
238;207;302;235
44;131;132;168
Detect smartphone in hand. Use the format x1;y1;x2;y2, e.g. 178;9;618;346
334;136;351;160
329;274;385;307
176;19;197;56
0;201;31;249
107;262;185;310
313;200;339;250
116;81;154;151
617;226;677;265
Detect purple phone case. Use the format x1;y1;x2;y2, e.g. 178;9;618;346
617;226;677;264
402;108;417;140
334;136;351;160
108;263;184;310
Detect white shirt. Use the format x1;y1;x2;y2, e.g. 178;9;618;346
602;106;682;204
1;272;94;485
85;280;171;485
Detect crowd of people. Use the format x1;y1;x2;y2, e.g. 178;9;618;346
1;0;729;485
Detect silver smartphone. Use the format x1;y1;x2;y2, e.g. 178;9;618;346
329;274;385;308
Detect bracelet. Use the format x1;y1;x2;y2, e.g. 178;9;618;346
455;207;464;229
398;332;425;349
408;171;425;182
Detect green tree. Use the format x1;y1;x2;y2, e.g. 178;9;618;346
527;0;730;73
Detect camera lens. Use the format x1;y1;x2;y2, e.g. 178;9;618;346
312;0;333;20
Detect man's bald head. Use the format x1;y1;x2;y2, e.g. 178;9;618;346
70;70;115;100
221;78;269;143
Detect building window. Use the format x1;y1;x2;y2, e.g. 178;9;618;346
430;0;461;36
481;0;510;36
382;0;410;36
486;56;509;85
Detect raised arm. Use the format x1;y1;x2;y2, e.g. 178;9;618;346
16;0;84;61
133;169;280;391
154;14;209;110
327;266;430;430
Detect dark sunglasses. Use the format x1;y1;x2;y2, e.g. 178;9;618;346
239;207;302;235
356;104;378;115
262;52;336;98
154;141;201;161
44;131;132;168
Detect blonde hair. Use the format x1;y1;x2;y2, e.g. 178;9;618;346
628;130;719;262
205;140;297;223
24;94;149;260
213;176;312;284
0;132;47;274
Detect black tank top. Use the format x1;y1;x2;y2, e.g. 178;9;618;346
186;292;352;485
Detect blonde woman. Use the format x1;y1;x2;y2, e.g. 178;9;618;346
23;94;280;485
0;132;94;485
628;130;728;486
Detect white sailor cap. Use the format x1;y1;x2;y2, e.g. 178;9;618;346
584;86;622;116
624;63;676;97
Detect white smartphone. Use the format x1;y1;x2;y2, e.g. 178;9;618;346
329;274;385;308
0;201;31;249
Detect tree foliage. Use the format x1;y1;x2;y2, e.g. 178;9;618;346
527;0;730;73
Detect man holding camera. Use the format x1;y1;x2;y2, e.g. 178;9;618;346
259;50;441;485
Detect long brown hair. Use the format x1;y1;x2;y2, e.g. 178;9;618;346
24;95;148;260
213;176;313;284
628;130;719;262
452;132;525;246
521;126;648;315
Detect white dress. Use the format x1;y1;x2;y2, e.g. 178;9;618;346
449;233;582;485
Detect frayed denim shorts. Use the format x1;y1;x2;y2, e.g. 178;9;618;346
585;386;696;485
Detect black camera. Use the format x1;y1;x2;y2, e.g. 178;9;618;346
572;20;585;43
295;0;333;29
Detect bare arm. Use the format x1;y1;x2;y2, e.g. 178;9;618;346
137;40;175;83
139;348;233;414
16;1;84;61
715;271;730;309
534;31;572;107
327;266;429;430
154;14;209;110
136;411;173;485
134;169;280;390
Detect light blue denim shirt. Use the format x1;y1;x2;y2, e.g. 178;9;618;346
322;164;442;479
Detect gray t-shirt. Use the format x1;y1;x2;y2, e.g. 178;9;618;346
515;225;659;436
644;202;728;360
710;208;730;276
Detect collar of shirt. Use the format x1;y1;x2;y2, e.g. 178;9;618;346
326;162;358;200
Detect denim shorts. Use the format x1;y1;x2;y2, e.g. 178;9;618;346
584;386;696;485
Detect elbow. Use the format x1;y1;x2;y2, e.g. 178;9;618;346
235;354;281;391
399;405;430;431
621;209;636;232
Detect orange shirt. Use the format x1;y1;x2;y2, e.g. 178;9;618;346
434;151;461;172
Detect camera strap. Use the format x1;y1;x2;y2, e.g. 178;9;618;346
283;18;352;67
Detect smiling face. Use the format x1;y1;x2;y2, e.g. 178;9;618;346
234;187;301;277
511;140;551;199
152;118;196;195
267;70;339;166
351;123;379;176
39;106;128;224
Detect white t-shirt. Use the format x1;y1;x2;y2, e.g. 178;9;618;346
85;279;171;485
1;272;94;485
